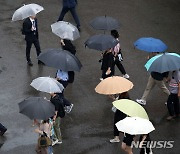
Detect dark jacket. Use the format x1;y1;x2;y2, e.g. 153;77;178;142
101;51;114;71
151;72;169;81
62;39;76;55
50;95;65;118
23;18;39;41
63;0;77;8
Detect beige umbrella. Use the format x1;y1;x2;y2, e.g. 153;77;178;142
95;76;133;95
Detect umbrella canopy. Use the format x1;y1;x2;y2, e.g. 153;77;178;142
51;21;80;41
12;3;44;21
90;15;120;30
18;97;55;120
145;52;180;73
38;48;82;71
134;37;167;52
95;76;133;95
30;77;64;93
113;99;149;120
85;34;119;51
115;117;155;135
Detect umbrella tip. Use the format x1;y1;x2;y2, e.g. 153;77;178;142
23;4;26;6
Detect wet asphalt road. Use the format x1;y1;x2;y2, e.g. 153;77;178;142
0;0;180;154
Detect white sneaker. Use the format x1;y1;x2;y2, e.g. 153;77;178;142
123;74;129;79
100;78;103;81
136;99;146;105
56;140;62;144
110;138;120;143
66;104;74;113
52;139;58;146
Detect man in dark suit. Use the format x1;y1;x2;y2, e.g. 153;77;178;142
57;0;81;31
22;15;43;66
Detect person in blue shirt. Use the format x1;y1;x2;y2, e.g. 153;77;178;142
55;69;74;113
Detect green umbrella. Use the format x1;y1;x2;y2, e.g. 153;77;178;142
112;99;149;120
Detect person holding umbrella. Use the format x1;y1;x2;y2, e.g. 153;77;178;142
111;30;129;79
34;119;53;154
110;92;129;143
22;15;44;66
101;48;115;79
50;93;65;145
166;70;180;120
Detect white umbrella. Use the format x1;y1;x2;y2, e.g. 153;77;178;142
30;77;64;93
115;117;155;135
51;21;80;41
12;3;44;21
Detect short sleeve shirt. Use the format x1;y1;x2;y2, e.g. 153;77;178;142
169;71;180;94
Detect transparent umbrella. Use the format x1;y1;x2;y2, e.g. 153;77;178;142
51;21;80;41
30;76;64;93
12;3;44;21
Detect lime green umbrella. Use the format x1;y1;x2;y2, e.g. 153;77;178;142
112;99;149;120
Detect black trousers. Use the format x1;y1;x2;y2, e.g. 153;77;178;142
0;123;7;135
56;93;71;107
114;59;126;75
167;93;179;116
26;38;41;62
57;80;69;89
113;110;126;136
58;6;80;27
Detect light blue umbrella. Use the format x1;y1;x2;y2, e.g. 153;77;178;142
145;52;180;73
134;37;168;52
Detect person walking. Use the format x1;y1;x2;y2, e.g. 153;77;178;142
136;72;170;105
60;39;76;83
111;30;129;79
101;48;115;79
57;0;81;31
166;70;180;120
34;119;53;154
50;93;65;145
22;15;43;66
110;92;129;143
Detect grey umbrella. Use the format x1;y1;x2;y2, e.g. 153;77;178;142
18;97;55;120
145;52;180;73
90;15;120;30
38;48;82;72
85;34;119;51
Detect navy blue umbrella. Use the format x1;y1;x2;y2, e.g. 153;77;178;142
90;15;120;30
38;48;82;72
85;34;119;51
19;97;55;120
134;37;167;52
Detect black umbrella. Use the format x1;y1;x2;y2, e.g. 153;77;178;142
85;34;119;51
90;15;120;30
38;48;82;72
18;97;55;120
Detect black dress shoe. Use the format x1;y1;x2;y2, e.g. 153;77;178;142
38;60;45;65
27;61;33;66
77;26;81;32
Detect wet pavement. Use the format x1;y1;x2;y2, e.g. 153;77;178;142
0;0;180;154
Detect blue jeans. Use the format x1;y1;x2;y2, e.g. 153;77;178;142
58;6;80;27
48;146;53;154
